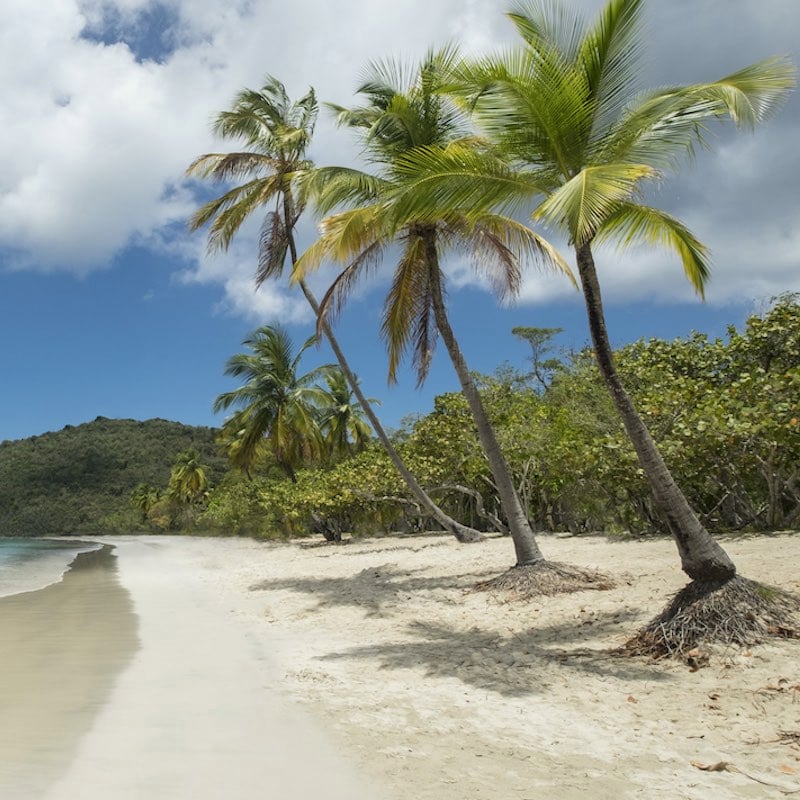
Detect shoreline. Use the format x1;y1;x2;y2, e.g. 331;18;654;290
0;545;138;799
0;538;106;599
2;532;799;798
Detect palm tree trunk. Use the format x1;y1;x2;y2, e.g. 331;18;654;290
284;221;484;543
575;242;736;582
424;234;545;565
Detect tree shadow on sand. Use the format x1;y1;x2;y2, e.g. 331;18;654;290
315;614;669;698
250;561;668;695
250;563;497;617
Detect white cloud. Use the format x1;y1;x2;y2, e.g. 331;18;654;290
0;0;797;320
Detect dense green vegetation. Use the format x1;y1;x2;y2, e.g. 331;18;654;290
0;417;226;535
204;297;800;542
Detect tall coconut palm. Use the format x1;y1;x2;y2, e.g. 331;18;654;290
213;326;330;482
187;77;483;543
295;49;609;593
394;0;797;647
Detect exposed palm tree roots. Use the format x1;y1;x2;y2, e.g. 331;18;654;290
624;576;800;658
474;560;615;599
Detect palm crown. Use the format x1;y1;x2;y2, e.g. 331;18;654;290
396;0;794;296
296;47;571;383
213;326;332;481
186;77;318;285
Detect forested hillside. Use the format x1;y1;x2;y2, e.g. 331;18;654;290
0;417;227;535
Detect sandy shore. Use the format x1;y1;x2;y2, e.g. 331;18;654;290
3;532;799;799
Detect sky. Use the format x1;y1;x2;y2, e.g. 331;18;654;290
0;0;798;442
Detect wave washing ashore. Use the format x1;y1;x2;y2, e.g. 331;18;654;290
0;538;105;598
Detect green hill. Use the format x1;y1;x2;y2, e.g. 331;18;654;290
0;417;227;536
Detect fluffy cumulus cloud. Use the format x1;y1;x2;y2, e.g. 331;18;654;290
0;0;798;318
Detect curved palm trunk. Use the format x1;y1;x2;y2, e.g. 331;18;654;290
424;235;545;565
284;220;483;543
575;242;735;582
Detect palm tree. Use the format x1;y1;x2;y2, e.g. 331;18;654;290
187;76;483;543
130;483;162;522
396;0;797;647
317;369;373;459
167;450;209;504
295;50;609;593
214;326;330;482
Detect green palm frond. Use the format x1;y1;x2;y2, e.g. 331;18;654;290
318;205;388;264
595;202;711;296
381;235;433;383
186;152;281;182
603;56;796;169
299;166;387;215
187;174;283;246
507;0;585;59
577;0;644;132
388;143;545;224
453;47;593;175
534;162;657;244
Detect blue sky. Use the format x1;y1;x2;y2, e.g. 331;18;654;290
1;0;798;442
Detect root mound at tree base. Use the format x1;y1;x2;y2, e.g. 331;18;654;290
473;560;614;599
624;575;800;658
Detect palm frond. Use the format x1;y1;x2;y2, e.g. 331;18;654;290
388;143;545;224
380;236;433;383
603;56;796;168
534;162;657;244
316;240;385;330
187;175;281;237
507;0;586;59
457;213;576;297
198;177;283;253
317;205;388;264
577;0;644;132
454;47;594;175
255;211;289;286
185;152;280;182
595;202;710;296
299;166;387;215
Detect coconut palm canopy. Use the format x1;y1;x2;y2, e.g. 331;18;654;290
385;0;795;587
393;0;794;292
295;47;573;385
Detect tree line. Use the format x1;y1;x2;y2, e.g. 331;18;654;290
196;296;800;544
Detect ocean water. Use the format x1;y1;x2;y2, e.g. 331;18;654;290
0;538;102;598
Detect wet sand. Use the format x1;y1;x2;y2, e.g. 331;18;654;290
41;538;386;800
0;546;138;798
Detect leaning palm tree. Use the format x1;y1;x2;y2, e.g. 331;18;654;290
401;0;797;650
187;76;483;542
213;326;330;482
296;49;610;595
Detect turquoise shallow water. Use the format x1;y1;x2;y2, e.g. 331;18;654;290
0;538;102;598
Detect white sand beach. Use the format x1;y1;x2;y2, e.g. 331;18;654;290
4;532;800;799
